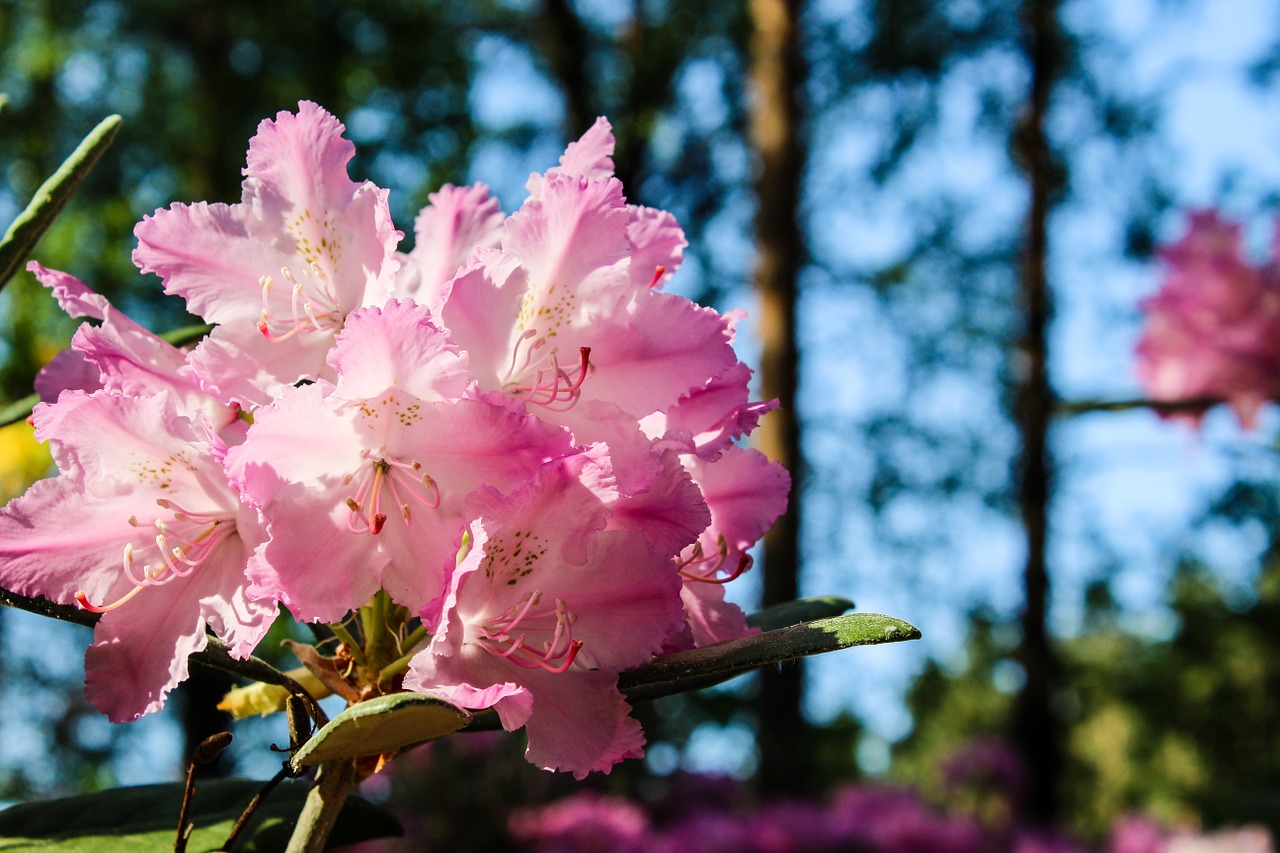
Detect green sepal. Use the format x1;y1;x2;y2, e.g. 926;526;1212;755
290;692;472;770
0;777;400;851
0;114;122;291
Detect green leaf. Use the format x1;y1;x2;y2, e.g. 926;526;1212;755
0;777;400;851
746;595;855;632
617;612;921;703
0;114;122;292
0;392;39;429
290;692;472;769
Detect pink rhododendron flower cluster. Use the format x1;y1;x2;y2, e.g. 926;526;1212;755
0;102;787;778
1135;210;1280;428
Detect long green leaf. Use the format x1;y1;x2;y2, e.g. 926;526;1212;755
746;595;854;631
0;778;400;851
618;611;920;703
290;692;472;769
0;114;122;291
465;611;920;730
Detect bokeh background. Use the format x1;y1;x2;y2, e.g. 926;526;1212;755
3;0;1280;848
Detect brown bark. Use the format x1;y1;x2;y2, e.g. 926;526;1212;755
1012;0;1062;824
750;0;809;795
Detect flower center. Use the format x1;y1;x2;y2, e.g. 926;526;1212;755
501;328;592;411
343;448;440;535
474;591;582;673
75;499;236;613
257;263;345;343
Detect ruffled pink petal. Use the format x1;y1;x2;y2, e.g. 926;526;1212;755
184;322;339;408
627;205;685;289
605;449;710;558
30;390;202;498
680;581;755;648
35;347;101;402
688;446;790;555
397;183;505;311
85;585;209;722
585;290;736;417
328;300;469;404
0;477;144;609
550;117;617;183
436;252;531;390
648;362;778;461
517;667;645;780
133;201;291;325
26;262;109;319
241;101;361;246
502;174;631;309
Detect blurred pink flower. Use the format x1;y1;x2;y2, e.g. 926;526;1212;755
1136;210;1280;428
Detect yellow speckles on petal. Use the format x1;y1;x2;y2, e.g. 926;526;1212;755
356;394;423;430
516;282;576;338
127;450;194;492
285;208;341;269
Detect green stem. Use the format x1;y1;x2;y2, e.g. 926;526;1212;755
284;758;359;853
362;589;393;669
327;621;367;667
374;624;431;684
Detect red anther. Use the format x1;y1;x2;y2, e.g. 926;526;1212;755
648;265;666;289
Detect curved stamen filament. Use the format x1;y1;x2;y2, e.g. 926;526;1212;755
344;450;441;534
257;263;345;343
506;344;592;412
679;536;752;585
476;594;582;673
76;514;234;613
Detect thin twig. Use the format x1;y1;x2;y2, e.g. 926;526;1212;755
1054;395;1224;417
221;765;291;852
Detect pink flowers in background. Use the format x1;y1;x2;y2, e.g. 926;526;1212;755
1136;210;1280;428
0;102;788;778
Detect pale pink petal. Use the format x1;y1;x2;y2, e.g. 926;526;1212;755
437;253;531;390
26;262;109;319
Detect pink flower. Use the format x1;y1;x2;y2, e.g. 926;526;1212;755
436;125;735;443
227;299;574;621
404;453;685;778
133;101;401;407
1136;210;1280;428
0;391;274;721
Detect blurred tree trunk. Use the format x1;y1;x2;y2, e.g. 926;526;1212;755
750;0;809;795
1012;0;1062;824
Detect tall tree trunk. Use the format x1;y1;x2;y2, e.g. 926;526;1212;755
750;0;808;795
1012;0;1062;824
